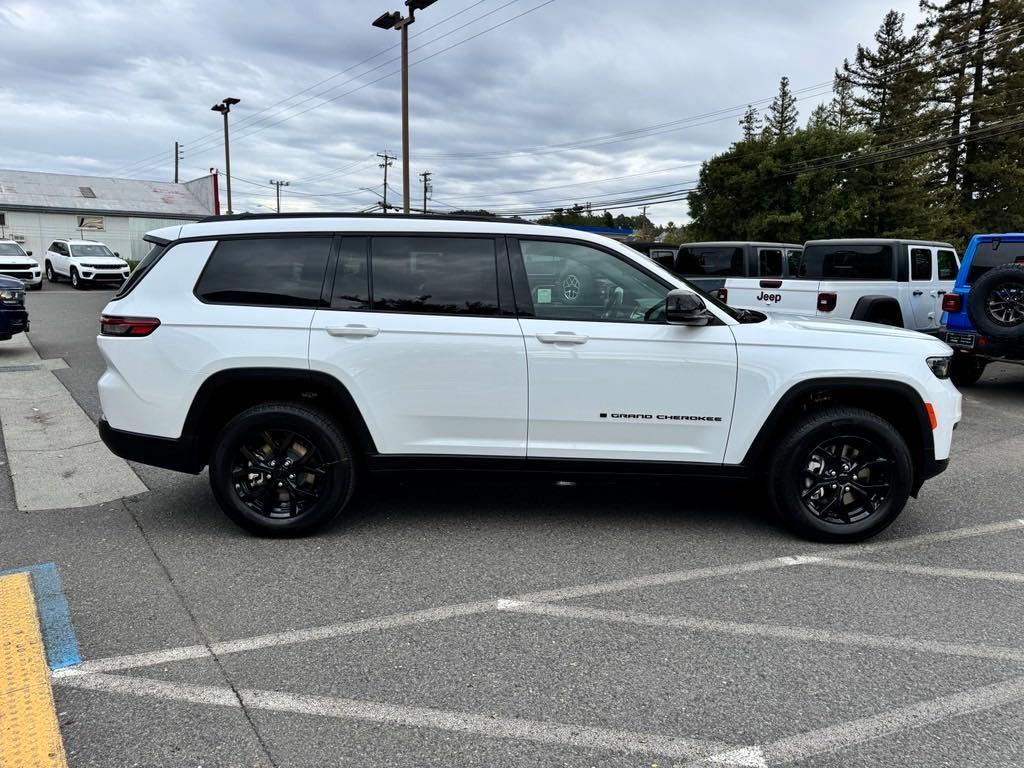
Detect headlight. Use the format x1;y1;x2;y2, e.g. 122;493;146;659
0;289;23;304
927;356;951;379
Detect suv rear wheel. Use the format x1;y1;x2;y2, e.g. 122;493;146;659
767;407;912;542
209;402;356;536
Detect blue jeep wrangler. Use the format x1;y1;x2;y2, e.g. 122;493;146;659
0;274;29;341
937;233;1024;386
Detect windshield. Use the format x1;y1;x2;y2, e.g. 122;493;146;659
0;243;27;257
800;244;894;279
71;244;116;258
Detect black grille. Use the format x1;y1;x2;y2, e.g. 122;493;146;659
85;264;123;270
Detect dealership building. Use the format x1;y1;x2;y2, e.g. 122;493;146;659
0;169;218;262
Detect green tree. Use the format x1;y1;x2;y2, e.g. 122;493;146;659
764;76;799;139
738;104;762;141
829;68;856;130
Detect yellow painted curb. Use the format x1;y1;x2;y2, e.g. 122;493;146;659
0;572;67;768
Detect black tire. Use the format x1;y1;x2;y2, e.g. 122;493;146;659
45;261;56;282
70;267;83;290
949;355;987;387
29;282;42;291
209;402;356;536
865;308;904;327
767;406;913;543
967;263;1024;340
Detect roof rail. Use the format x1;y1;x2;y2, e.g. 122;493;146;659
196;211;535;225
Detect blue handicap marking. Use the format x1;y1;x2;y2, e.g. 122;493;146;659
0;562;81;670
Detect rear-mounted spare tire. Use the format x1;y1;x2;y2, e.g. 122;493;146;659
967;263;1024;339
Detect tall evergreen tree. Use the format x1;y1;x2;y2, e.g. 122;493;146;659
764;76;799;139
738;105;762;141
829;67;856;130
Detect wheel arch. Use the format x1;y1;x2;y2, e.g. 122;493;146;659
742;378;935;492
851;295;904;327
182;368;378;468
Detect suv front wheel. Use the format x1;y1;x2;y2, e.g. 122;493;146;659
209;402;356;536
767;407;912;542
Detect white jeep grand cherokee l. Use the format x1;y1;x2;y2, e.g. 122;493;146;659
96;214;960;541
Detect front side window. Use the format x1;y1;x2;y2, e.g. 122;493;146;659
937;249;958;281
519;239;669;323
675;246;745;277
800;244;894;280
370;237;499;316
70;244;115;259
0;242;26;257
196;236;332;307
758;248;784;277
911;247;933;281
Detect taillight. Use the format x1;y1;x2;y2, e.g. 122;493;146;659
942;293;962;313
100;315;160;337
713;288;728;302
817;292;837;312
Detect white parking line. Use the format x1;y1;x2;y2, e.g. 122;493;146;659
821;558;1024;584
52;517;1024;679
493;600;1024;664
56;673;752;763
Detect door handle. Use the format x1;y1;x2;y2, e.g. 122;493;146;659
326;324;379;338
536;332;588;345
912;290;924;296
937;290;947;295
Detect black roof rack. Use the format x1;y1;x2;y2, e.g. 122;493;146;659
196;211;536;225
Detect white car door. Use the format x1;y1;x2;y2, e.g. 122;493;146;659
49;242;66;275
908;245;938;329
512;237;737;464
308;234;528;457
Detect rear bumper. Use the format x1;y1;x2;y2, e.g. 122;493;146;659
926;326;1024;360
99;418;203;474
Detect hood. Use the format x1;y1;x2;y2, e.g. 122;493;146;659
72;255;127;266
0;274;24;289
0;255;39;267
733;310;951;354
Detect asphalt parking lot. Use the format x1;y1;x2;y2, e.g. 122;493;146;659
3;284;1024;767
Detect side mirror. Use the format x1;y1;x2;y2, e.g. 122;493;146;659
26;251;32;256
665;289;711;326
114;251;120;257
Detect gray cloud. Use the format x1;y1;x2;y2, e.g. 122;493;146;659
0;0;924;223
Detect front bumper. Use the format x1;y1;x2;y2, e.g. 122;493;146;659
0;308;29;338
82;270;129;283
99;418;203;474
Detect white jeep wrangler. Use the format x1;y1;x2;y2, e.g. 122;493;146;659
96;215;960;541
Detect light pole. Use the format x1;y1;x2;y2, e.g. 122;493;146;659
373;0;436;214
211;97;240;214
269;179;290;213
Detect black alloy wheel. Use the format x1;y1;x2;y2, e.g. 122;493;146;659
232;429;330;520
799;435;893;525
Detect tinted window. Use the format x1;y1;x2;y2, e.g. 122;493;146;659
967;240;1024;284
911;248;932;281
70;244;115;258
49;242;65;256
800;244;894;279
519;239;668;322
785;249;802;276
197;237;331;307
937;249;958;281
371;237;498;316
675;246;745;277
0;243;25;256
115;243;165;298
758;248;783;277
332;237;370;310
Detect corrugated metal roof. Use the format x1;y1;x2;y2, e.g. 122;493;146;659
0;169;214;217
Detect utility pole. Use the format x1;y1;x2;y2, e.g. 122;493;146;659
419;171;432;214
211;97;240;214
174;141;183;183
372;0;437;214
377;152;395;212
269;180;290;213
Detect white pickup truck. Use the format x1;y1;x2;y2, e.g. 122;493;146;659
720;239;960;331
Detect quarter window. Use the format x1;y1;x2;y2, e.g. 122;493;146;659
911;248;932;281
196;237;332;307
370;237;499;316
937;249;958;281
518;239;668;322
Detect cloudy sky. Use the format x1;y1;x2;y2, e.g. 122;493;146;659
0;0;924;223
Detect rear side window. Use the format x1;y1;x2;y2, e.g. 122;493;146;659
370;237;499;316
911;248;932;280
785;249;802;275
196;237;332;307
967;241;1024;284
675;246;745;276
758;248;783;277
800;244;894;280
937;249;958;281
115;243;165;299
